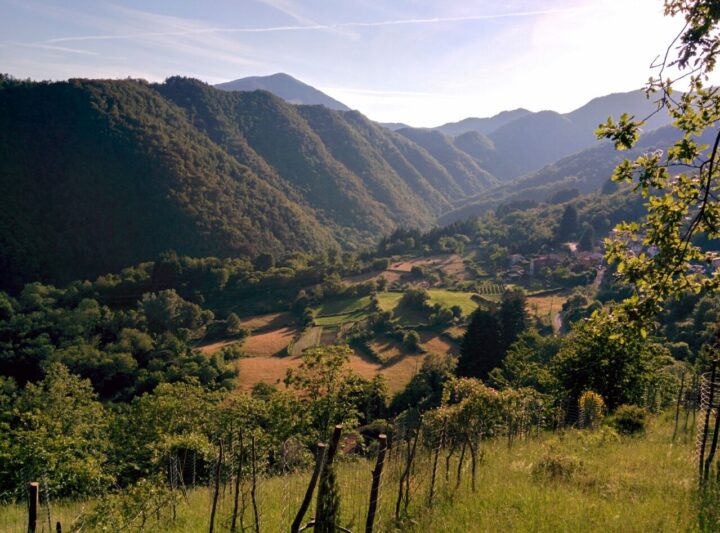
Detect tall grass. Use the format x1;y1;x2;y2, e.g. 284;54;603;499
0;414;699;532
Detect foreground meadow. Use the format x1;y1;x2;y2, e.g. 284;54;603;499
0;414;698;532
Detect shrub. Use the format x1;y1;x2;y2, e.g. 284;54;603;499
402;330;421;352
609;404;647;435
532;452;582;482
218;343;246;361
578;391;605;430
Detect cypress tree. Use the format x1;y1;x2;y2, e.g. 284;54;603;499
556;204;579;242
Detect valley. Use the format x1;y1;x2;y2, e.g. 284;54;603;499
3;4;720;528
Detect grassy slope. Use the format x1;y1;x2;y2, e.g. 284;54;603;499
313;296;373;326
377;290;479;318
0;415;696;532
406;416;695;532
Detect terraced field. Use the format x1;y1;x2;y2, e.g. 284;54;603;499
288;326;323;356
313;296;372;326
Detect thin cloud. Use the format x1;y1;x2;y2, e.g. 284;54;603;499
324;87;454;98
39;6;596;45
1;41;100;56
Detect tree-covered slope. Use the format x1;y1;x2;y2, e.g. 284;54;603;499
438;125;705;225
0;78;335;291
452;130;522;182
436;90;674;181
396;127;498;196
0;76;507;292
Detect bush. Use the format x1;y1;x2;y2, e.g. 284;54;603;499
609;404;647;435
578;391;605;430
218;343;246;361
532;452;582;482
402;330;421;352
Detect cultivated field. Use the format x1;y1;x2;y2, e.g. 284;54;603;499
235;347;424;394
420;332;460;357
313;296;372;326
237;311;292;332
527;292;569;332
426;288;479;316
241;326;296;356
288;326;323;356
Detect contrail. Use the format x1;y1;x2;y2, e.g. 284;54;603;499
41;6;594;45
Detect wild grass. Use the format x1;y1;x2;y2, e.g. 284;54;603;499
404;415;696;532
1;414;699;532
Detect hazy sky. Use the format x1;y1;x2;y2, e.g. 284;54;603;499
0;0;688;126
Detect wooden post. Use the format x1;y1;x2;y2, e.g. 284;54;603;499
250;435;260;533
56;522;62;533
230;431;245;533
704;385;720;483
699;364;717;485
365;434;387;533
428;420;446;507
673;371;686;442
315;425;343;531
209;441;224;533
395;425;421;520
291;442;327;533
28;482;39;533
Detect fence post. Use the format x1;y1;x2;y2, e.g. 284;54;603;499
56;522;62;533
699;364;717;486
673;370;686;442
365;434;387;533
209;440;224;533
28;481;39;533
291;442;327;533
315;425;343;532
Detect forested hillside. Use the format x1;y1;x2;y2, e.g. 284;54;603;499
439;125;711;225
428;90;674;180
0;75;688;293
0;76;500;292
0;78;335;292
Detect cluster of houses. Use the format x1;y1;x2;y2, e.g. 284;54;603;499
503;244;605;282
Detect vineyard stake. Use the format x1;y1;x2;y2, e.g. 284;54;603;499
28;482;39;533
291;442;327;533
364;434;387;533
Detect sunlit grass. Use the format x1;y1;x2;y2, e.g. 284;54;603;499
0;414;699;532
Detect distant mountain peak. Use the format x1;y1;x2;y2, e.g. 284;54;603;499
435;108;533;137
214;72;350;111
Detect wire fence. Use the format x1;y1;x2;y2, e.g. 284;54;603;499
1;404;552;533
1;371;695;533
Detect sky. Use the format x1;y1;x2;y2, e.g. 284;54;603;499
0;0;689;126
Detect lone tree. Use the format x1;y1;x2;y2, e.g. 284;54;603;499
556;204;579;242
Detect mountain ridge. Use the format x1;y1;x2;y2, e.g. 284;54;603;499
215;72;350;111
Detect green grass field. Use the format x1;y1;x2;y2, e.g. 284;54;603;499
426;289;479;316
0;414;698;532
405;416;696;532
376;291;403;313
312;296;372;326
376;290;479;325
